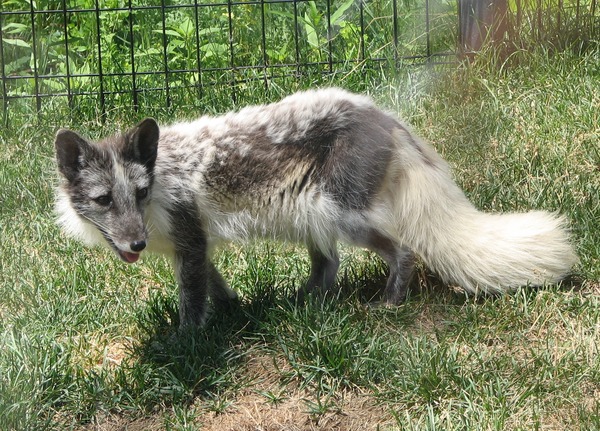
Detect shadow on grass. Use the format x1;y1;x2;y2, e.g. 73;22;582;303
119;258;579;414
123;285;326;406
124;284;285;408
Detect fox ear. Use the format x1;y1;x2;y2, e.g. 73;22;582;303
128;118;159;170
55;129;91;183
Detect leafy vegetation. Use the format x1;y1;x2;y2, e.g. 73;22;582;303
1;0;457;120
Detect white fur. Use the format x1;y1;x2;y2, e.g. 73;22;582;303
368;129;578;293
55;192;105;247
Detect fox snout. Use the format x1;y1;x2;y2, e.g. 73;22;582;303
130;239;147;252
109;221;149;264
116;238;147;263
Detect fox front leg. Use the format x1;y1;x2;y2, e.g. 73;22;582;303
170;207;211;328
175;252;209;327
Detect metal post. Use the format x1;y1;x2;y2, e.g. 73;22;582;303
160;0;171;110
0;6;8;125
128;0;138;112
94;0;106;120
29;0;41;113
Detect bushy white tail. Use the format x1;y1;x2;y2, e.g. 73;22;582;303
391;138;577;294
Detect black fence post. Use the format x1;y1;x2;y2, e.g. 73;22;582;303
28;0;41;113
0;6;7;126
94;0;106;122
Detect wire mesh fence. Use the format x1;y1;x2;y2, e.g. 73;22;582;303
0;0;597;120
1;0;458;119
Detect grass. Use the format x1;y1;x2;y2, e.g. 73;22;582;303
1;46;599;430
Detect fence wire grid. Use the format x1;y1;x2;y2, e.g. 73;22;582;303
0;0;597;119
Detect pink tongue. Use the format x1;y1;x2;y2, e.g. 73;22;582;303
122;252;140;263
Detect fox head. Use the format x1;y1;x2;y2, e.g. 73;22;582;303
54;118;159;263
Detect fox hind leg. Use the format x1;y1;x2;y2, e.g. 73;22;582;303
297;244;340;301
208;262;239;306
348;228;415;304
381;244;415;304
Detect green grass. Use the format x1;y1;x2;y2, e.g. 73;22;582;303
1;47;599;430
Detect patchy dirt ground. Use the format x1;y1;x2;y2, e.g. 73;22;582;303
81;355;396;431
84;393;392;431
198;389;392;431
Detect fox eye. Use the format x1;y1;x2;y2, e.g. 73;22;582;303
136;187;149;200
93;193;112;206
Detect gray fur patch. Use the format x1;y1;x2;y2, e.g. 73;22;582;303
319;107;397;210
161;95;401;212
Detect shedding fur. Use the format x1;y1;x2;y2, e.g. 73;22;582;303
54;88;578;327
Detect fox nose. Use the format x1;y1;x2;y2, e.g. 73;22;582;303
130;240;146;252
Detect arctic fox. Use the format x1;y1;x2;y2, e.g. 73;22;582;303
54;88;577;327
